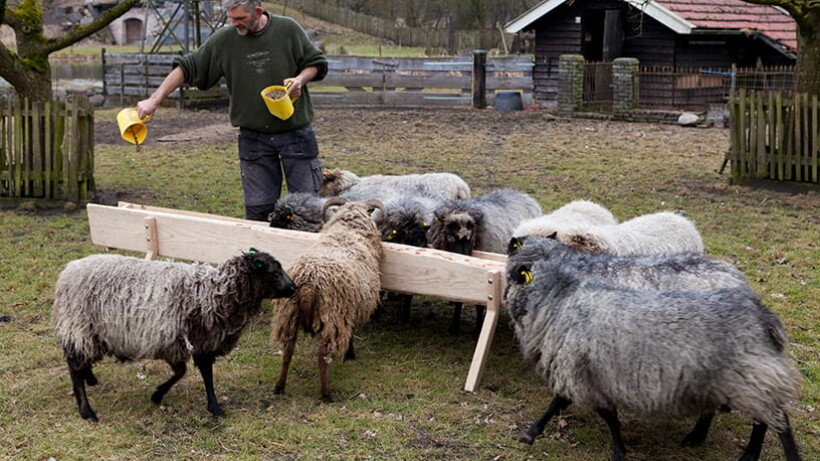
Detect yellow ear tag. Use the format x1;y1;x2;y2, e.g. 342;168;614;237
521;270;533;284
287;215;294;221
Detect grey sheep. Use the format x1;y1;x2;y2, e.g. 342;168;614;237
53;249;296;421
319;168;471;201
428;188;542;335
271;198;386;401
513;199;617;238
554;211;705;256
268;192;329;233
504;245;803;461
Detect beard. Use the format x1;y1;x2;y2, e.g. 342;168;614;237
235;15;261;35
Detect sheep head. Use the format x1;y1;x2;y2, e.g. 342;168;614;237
428;206;483;256
268;193;326;233
378;206;431;247
319;169;361;197
240;249;296;299
321;198;386;237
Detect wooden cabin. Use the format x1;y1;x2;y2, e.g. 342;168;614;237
505;0;797;107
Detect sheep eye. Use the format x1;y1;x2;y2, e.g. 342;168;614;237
421;221;430;229
286;215;294;221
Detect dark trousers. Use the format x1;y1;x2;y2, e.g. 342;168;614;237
237;124;323;221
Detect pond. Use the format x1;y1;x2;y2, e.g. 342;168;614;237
0;61;103;92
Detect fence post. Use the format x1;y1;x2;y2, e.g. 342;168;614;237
559;54;584;116
612;57;639;118
472;50;487;109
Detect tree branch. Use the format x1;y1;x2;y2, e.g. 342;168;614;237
42;0;141;54
738;0;806;20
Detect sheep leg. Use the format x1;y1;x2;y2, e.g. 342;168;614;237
398;293;413;323
318;344;333;403
83;367;98;386
776;415;802;461
193;353;225;418
595;407;627;461
681;411;715;447
519;395;571;445
344;340;356;361
274;339;296;395
151;361;187;404
473;305;486;337
68;363;97;422
447;302;463;335
738;422;767;461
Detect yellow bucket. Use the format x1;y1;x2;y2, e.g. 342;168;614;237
260;82;296;120
116;108;151;145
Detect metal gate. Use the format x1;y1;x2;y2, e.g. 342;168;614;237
583;61;613;112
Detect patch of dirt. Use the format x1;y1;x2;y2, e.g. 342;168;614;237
95;107;234;146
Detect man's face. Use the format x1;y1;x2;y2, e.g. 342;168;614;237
227;5;262;35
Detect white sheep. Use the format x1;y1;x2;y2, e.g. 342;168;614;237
53;249;296;421
513;199;617;238
555;211;704;256
319;168;471;201
271;198;386;401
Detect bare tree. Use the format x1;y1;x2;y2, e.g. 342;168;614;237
1;0;140;102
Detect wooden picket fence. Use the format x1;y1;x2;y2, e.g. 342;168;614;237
0;92;95;201
727;90;819;184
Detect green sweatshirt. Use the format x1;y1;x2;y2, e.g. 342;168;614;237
173;13;328;133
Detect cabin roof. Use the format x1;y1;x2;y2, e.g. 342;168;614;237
505;0;797;55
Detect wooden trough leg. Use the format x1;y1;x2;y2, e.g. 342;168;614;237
463;270;502;392
144;216;159;260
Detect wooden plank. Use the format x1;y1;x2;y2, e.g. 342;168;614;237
794;94;802;182
813;95;818;183
44;101;52;198
776;92;784;180
463;270;502;392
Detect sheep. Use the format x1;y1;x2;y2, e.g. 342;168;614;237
373;195;443;322
512;199;617;238
319;168;471;201
428;188;542;335
507;234;754;446
53;249;296;421
268;192;328;233
504;246;803;461
271;197;386;402
553;211;705;256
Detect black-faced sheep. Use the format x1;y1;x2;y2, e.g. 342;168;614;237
268;192;328;233
504;246;803;461
319;168;471;201
271;198;385;402
428;188;542;335
512;199;617;238
553;211;704;256
53;249;296;421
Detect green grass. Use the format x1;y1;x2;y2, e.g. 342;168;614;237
1;108;817;460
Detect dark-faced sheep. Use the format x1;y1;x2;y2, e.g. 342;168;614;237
504;246;803;461
53;249;296;421
268;192;328;233
428;188;542;335
271;198;385;401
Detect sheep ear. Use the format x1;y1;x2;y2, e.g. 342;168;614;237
508;236;526;256
546;231;558;240
510;264;533;284
471;209;484;224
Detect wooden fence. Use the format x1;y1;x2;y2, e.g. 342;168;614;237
727;89;819;184
1;92;94;201
102;51;534;108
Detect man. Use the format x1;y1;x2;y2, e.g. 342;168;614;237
137;0;328;221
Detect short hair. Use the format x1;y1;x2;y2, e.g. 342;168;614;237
222;0;262;11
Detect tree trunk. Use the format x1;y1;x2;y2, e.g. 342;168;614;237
795;10;820;96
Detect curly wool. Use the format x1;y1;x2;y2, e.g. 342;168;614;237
319;169;471;201
513;200;617;238
556;211;704;256
271;202;383;358
53;254;272;366
505;256;801;432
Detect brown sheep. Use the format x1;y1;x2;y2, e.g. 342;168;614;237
271;198;385;401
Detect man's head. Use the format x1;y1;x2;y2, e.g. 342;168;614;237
223;0;264;35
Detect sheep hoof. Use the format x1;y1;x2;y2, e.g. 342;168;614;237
209;405;226;418
150;391;164;404
321;393;334;404
518;433;535;445
273;385;285;395
80;407;98;422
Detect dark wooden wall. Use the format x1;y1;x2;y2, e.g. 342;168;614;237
529;0;795;106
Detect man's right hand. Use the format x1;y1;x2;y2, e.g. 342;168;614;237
136;97;159;120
